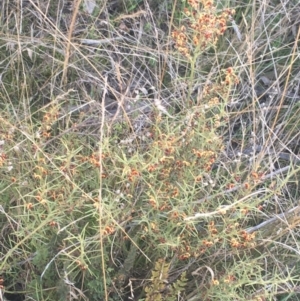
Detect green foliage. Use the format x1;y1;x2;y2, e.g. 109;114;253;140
1;0;300;300
144;259;187;301
144;259;170;301
167;272;188;301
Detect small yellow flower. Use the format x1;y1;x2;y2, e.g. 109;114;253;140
26;203;33;210
33;173;42;180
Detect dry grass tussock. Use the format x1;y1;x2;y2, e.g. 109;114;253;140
0;0;300;300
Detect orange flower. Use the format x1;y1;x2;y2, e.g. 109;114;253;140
178;252;191;260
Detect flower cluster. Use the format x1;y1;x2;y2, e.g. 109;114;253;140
39;106;60;139
230;231;256;248
172;0;235;57
203;67;239;100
